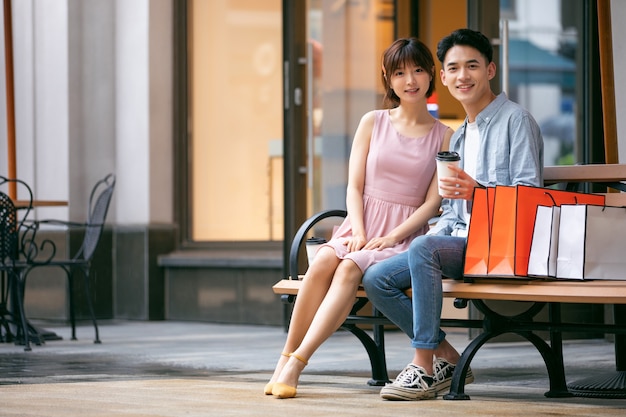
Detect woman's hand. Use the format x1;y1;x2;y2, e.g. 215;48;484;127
439;164;481;200
343;234;367;252
363;236;396;251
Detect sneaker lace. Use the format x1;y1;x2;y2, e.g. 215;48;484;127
433;359;452;382
395;365;431;388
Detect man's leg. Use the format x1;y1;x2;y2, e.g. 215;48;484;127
362;252;413;338
380;235;467;401
409;235;465;355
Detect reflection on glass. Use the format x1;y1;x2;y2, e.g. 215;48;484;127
501;0;578;165
307;0;395;216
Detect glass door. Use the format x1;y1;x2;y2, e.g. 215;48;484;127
497;0;583;165
282;0;397;268
305;0;396;215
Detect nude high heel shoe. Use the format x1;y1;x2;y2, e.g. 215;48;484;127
264;352;290;395
272;353;308;399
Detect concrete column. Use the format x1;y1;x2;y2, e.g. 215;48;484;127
113;0;175;320
115;0;172;225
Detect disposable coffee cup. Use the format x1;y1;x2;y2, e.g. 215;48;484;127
435;151;461;196
306;237;327;265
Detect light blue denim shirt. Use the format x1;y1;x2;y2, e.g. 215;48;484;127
430;92;544;235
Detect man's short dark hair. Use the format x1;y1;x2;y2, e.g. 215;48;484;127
436;28;493;64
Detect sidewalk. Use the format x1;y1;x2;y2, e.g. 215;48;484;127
0;320;625;416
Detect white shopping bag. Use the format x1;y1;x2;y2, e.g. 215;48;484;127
556;204;626;280
528;205;560;278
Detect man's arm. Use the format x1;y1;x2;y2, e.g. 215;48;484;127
508;111;544;187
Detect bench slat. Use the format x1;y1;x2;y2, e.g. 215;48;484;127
273;278;626;304
544;164;626;183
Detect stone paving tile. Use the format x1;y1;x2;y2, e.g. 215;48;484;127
0;320;624;416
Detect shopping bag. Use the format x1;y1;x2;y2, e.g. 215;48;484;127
527;205;560;278
487;185;605;277
463;187;495;276
556;204;626;280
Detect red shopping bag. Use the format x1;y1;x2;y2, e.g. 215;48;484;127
487;185;605;277
463;187;495;276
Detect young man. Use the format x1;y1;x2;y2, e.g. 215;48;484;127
361;28;544;401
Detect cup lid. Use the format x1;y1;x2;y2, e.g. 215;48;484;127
436;151;460;161
306;237;327;244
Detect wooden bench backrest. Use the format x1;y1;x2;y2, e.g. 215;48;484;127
543;164;626;206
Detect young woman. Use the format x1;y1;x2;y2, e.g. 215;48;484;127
266;37;453;399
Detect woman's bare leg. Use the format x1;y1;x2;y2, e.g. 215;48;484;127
265;247;339;389
274;259;363;390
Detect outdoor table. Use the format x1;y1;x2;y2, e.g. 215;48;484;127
14;200;68;208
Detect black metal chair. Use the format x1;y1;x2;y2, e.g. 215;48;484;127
0;176;42;351
24;173;116;344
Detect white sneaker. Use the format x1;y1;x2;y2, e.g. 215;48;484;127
379;363;437;401
432;357;475;394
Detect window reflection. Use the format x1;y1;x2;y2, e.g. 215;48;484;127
502;0;578;165
308;0;395;215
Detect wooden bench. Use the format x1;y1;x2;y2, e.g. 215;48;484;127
272;163;626;399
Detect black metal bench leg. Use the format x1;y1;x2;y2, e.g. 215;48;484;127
567;304;626;398
444;329;496;400
370;316;390;386
341;323;390;386
523;331;571;398
617;305;626;373
541;302;571;398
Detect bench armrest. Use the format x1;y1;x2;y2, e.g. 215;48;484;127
288;209;347;280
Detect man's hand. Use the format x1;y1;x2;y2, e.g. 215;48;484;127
439;164;481;200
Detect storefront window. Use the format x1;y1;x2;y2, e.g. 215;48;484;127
188;0;283;241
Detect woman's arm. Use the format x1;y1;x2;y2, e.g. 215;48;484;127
344;111;376;252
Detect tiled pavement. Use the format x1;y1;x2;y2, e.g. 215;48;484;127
0;320;625;416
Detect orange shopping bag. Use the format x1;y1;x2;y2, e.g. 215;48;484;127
463;187;495;276
487;185;605;277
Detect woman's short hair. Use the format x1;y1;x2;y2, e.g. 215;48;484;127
381;37;436;108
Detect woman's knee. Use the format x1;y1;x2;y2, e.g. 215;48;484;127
312;246;338;266
334;259;362;285
307;249;340;275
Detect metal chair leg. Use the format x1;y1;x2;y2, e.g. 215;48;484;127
82;269;100;344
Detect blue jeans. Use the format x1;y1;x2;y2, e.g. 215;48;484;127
362;234;466;350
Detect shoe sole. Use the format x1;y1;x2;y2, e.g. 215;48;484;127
380;385;436;401
380;370;475;401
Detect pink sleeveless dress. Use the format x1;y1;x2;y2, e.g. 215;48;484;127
323;110;447;272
